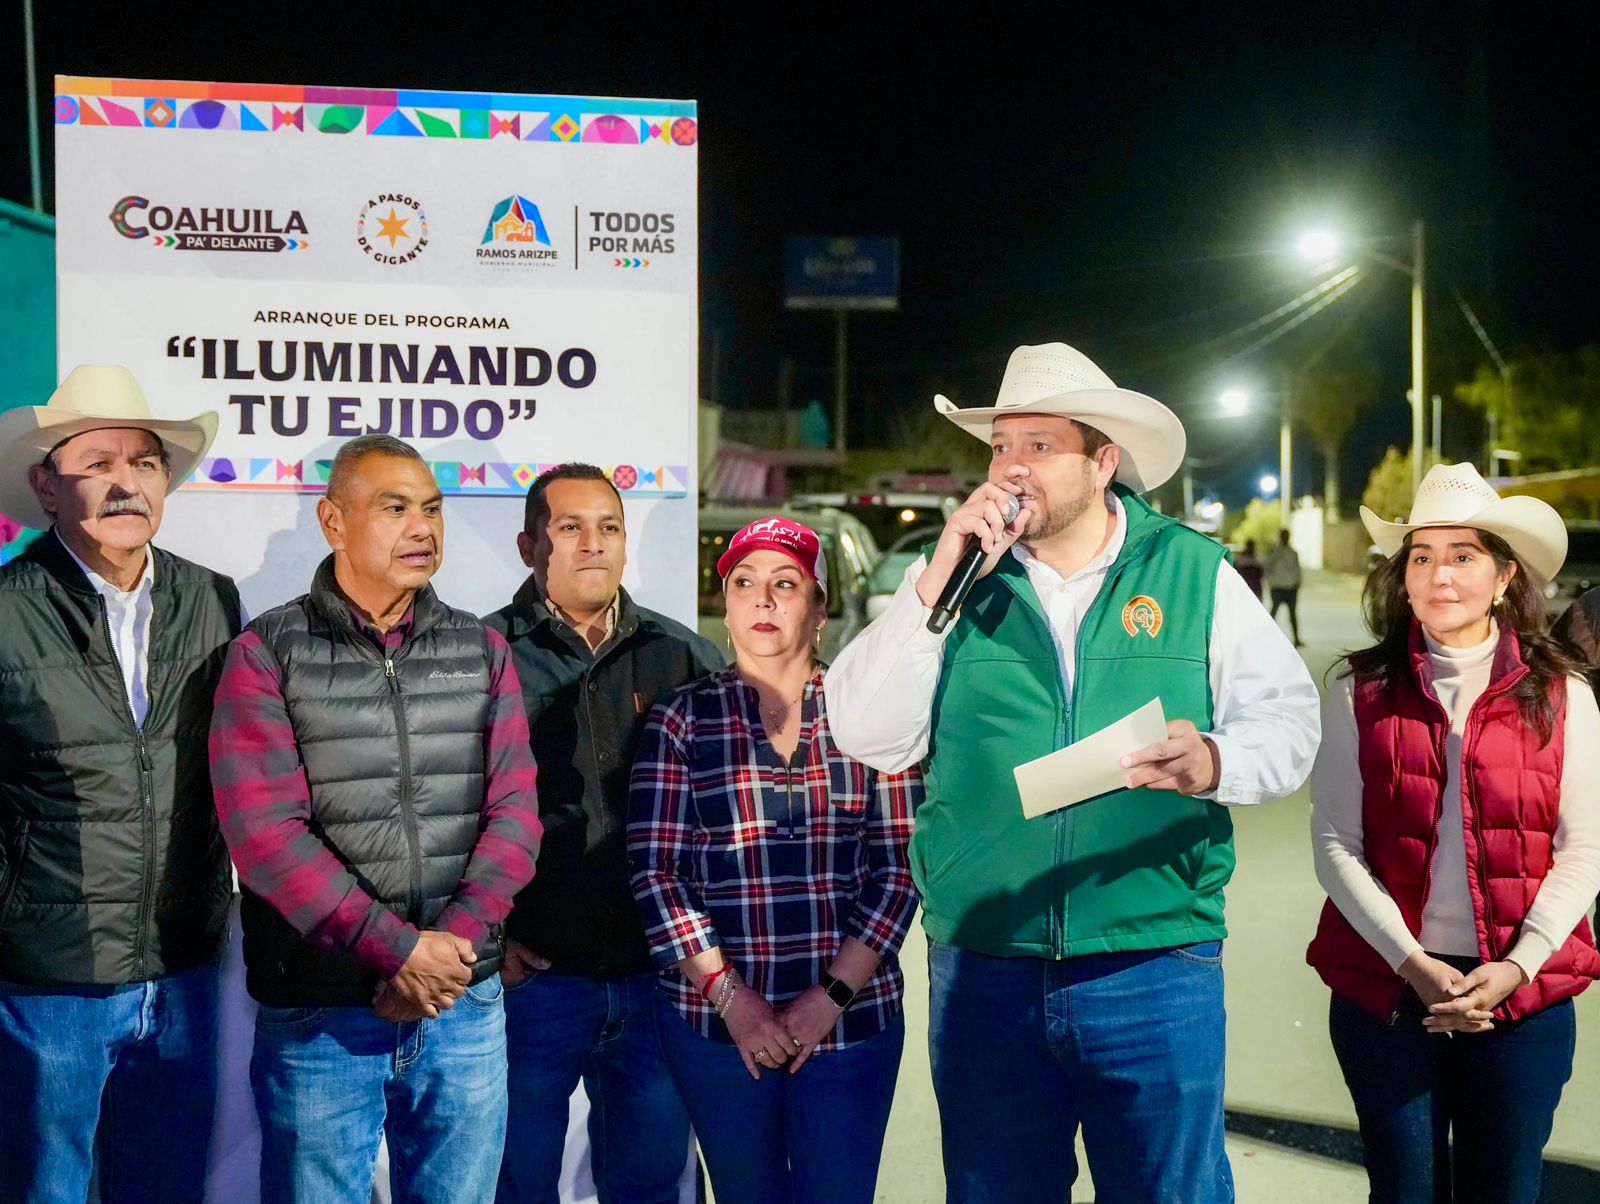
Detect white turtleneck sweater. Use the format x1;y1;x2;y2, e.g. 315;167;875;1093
1311;624;1600;982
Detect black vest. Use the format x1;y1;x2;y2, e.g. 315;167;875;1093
240;557;501;1005
0;533;240;985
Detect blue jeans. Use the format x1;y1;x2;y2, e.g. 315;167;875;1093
1329;991;1575;1204
658;994;904;1204
929;938;1232;1204
0;963;220;1204
0;967;219;1204
497;970;690;1203
250;974;508;1204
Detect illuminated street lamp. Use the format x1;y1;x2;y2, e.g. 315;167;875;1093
1296;229;1339;264
1259;474;1279;497
1222;387;1292;526
1296;222;1426;495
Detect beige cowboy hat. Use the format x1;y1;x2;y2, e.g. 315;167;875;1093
1360;462;1567;583
935;342;1187;492
0;365;217;531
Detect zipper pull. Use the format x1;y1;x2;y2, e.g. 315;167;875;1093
385;658;396;678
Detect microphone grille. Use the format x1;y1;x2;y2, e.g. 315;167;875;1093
1003;494;1021;525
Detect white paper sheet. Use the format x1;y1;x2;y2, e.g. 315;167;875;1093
1013;698;1169;819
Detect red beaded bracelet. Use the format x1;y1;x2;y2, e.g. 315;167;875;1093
697;964;733;997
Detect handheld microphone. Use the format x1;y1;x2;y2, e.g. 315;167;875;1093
927;494;1022;634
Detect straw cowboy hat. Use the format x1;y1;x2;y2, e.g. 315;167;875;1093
0;366;217;532
935;342;1187;492
1360;462;1568;583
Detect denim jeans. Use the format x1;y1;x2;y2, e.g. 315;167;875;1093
928;938;1232;1204
0;962;221;1204
657;994;904;1204
1329;991;1575;1204
250;974;508;1204
496;970;691;1203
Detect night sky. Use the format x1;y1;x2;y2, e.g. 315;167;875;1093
6;1;1597;507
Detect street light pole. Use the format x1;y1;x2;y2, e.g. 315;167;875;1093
1410;219;1426;495
1280;378;1293;528
24;0;43;213
1298;221;1427;495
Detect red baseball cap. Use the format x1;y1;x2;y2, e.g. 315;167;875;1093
715;516;828;598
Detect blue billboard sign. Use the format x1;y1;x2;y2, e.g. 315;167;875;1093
783;236;900;311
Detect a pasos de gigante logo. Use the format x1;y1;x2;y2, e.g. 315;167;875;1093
477;196;558;269
356;193;429;267
587;210;675;269
108;196;309;253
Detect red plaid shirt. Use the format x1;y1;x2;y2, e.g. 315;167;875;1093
628;668;920;1050
210;601;541;981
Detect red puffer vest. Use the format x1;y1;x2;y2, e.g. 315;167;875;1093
1306;622;1600;1022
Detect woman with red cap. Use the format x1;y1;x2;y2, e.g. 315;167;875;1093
628;516;921;1204
1307;464;1600;1203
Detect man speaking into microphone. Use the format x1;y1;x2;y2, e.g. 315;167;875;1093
827;343;1319;1203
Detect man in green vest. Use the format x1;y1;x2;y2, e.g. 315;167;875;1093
0;366;240;1203
828;343;1319;1203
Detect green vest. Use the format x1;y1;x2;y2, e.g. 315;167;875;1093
915;487;1231;959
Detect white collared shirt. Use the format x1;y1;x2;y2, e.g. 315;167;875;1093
824;496;1321;805
1009;495;1128;696
57;531;156;728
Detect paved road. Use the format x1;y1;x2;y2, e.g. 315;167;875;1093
871;570;1600;1202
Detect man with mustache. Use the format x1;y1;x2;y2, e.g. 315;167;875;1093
209;434;542;1202
0;366;241;1203
484;463;720;1203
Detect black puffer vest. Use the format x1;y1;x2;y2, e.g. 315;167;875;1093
240;557;502;1006
0;533;240;985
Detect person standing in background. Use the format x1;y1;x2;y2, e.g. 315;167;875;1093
485;463;720;1204
1235;538;1265;601
1263;527;1303;645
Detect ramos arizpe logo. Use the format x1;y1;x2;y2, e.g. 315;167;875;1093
477;196;558;269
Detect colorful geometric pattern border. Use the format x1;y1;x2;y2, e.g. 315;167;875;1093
187;458;691;497
56;78;698;147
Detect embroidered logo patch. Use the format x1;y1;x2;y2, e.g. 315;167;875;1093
1121;595;1164;638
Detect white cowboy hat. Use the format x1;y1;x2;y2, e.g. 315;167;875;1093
935;342;1187;492
0;365;217;532
1360;462;1568;583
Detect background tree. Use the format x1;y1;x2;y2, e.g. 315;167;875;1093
1456;344;1600;473
1361;445;1443;522
1293;356;1380;519
1225;497;1286;553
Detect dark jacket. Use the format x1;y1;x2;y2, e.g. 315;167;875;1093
484;579;721;976
1553;589;1600;678
0;533;240;985
241;560;503;1005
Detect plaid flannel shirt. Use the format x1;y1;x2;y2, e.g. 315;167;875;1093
628;667;920;1050
210;601;541;981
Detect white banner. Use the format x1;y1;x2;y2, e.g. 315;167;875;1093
54;77;699;621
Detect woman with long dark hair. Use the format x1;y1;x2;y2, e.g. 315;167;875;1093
1306;463;1600;1204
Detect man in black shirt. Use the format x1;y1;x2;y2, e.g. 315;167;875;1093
485;463;720;1203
